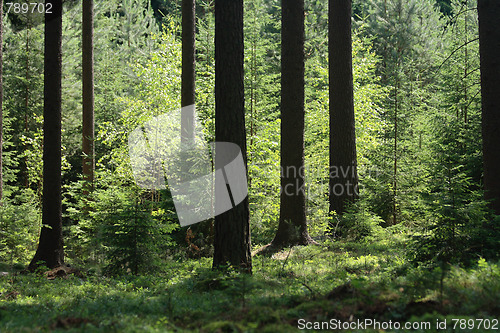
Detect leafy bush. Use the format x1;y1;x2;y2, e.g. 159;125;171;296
409;191;497;266
0;190;41;265
328;204;385;241
65;178;179;275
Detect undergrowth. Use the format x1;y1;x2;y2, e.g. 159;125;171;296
0;230;498;332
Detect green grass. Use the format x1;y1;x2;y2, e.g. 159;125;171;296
1;229;499;332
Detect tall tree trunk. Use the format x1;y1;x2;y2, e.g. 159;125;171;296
181;0;195;182
270;0;314;248
0;0;3;203
82;0;94;195
212;0;252;273
24;23;30;188
29;0;64;271
181;0;195;124
478;0;500;215
247;3;257;188
181;0;208;252
329;0;358;216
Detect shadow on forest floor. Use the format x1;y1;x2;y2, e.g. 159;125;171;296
1;232;499;332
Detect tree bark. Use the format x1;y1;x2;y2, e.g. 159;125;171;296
212;0;252;273
181;0;195;124
82;0;94;195
180;0;196;182
270;0;314;248
29;0;64;271
478;0;500;215
329;0;358;216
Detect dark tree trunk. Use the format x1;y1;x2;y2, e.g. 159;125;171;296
180;0;196;181
329;0;358;216
82;0;94;194
181;0;208;251
181;0;195;128
29;0;64;271
478;0;500;215
0;0;3;203
270;0;314;248
212;0;252;273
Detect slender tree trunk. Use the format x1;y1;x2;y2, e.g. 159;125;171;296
181;0;195;141
250;3;257;147
29;0;64;271
270;0;314;248
181;0;210;252
392;78;398;224
392;6;402;225
248;2;258;187
478;0;500;215
25;27;29;133
329;0;358;216
181;0;195;187
24;24;30;188
212;0;252;273
0;0;3;203
82;0;94;195
463;0;468;125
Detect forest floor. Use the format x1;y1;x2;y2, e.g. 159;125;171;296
0;228;499;332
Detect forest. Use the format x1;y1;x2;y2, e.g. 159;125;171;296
0;0;499;331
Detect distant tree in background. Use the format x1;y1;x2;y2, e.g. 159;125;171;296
0;3;45;196
212;0;252;273
329;0;358;216
29;0;64;270
364;0;443;224
82;0;94;195
478;0;500;215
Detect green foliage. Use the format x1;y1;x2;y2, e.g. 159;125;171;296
242;0;283;244
62;26;183;273
247;119;281;243
303;31;387;236
97;27;181;182
2;19;44;191
97;189;173;276
245;22;388;243
1;233;498;331
410;193;491;266
0;190;40;264
0;3;498;330
360;0;446;225
65;180;179;275
408;0;498;266
195;1;216;143
328;204;386;241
